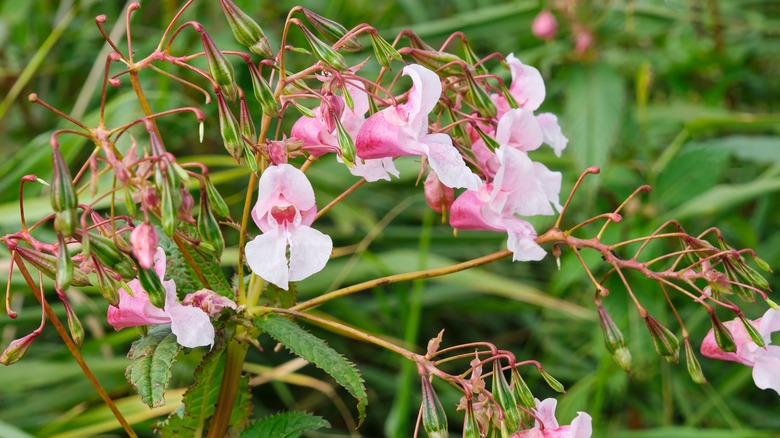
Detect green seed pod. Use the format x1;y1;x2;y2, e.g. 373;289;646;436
738;313;766;348
95;263;120;307
644;315;680;363
420;376;449;438
709;314;737;353
217;93;244;162
15;246;91;287
136;262;166;309
83;231;136;280
239;94;256;144
462;400;481;438
406;48;464;77
50;148;79;237
56;233;73;291
334;118;355;167
684;338;707;384
0;332;38;365
160;174;177;238
219;0;274;58
63;301;84;348
298;24;348;70
539;368;565;393
491;360;520;432
369;31;402;69
597;305;632;371
205;178;230;218
198;190;225;258
248;63;280;117
302;9;362;51
200;29;238;101
465;71;497;118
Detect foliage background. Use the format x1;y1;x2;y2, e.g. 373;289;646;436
1;0;779;436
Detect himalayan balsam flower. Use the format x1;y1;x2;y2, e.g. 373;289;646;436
701;308;780;395
356;64;481;190
245;164;333;290
532;11;558;41
107;249;217;348
511;398;592;438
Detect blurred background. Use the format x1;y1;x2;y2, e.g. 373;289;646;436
1;0;779;436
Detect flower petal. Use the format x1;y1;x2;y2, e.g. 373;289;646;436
450;189;504;232
506;219;545;262
287;224;333;282
758;308;780;341
495;108;543;152
752;345;780;395
348;157;399;182
398;64;442;127
537;112;568;157
423;133;481;190
107;282;169;330
492;146;555;217
245;230;290;289
534;398;560;430
356;110;421;159
253;164;316;231
507;53;545;111
166;285;215;349
569;412;593;438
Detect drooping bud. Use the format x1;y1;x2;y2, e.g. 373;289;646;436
302;9;362;51
738;313;766;348
369;30;402;69
465;71;497;118
136;262;167;309
709;314;737;353
404;48;464;77
267;140;289;165
684;338;707;384
320;94;345;134
532;11;557;41
199;29;238;101
205;178;230;218
81;231;136;280
160;175;177;237
597;305;632;371
491;360;520;432
0;331;39;365
644;315;680;363
50;147;78;237
178;186;196;224
15;246;91;287
292;100;316;118
239;94;256;143
424;172;454;216
130;222;158;270
217;93;243;162
182;289;237;316
95;263;120;306
420;376;449;438
752;255;772;273
219;0;274;58
510;367;535;426
334;117;355;167
462;399;481;438
248;63;280;117
298;24;348;70
198;189;225;257
63;301;84;348
56;233;73;291
539;367;565;393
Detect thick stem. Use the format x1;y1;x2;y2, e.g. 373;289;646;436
205;339;249;438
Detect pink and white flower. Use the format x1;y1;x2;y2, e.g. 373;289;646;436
701;308;780;395
291;81;398;182
107;249;216;348
356;64;481;190
245;164;333;290
511;398;592;438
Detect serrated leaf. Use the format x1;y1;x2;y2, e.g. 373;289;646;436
182;244;233;297
126;325;182;408
254;314;368;424
240;411;330;438
159;232;233;298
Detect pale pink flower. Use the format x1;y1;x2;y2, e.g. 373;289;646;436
356;64;481;190
181;289;238;317
107;249;216;348
575;30;593;54
129;222;158;270
291;82;398;182
532;11;558;41
423;171;454;214
511;398;592;438
701;308;780;395
245;164;333;290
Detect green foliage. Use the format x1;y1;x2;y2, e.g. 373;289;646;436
125;325;183;408
240;411;330;438
254;314;368;424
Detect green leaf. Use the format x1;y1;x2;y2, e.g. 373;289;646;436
160;232;233;298
182;244;233;297
564;62;626;199
254;314;368;424
125;325;182;408
656;144;730;209
240;411;330;438
663;177;780;221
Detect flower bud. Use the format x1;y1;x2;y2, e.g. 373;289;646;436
95;263;120;306
709;314;737;353
420;376;449;438
302;9;362;51
738;313;766;348
267;140;289;165
130;222;158;270
404;48;463;77
16;246;91;287
298;24;348;70
219;0;273;58
200;30;237;101
684;338;707;384
575;30;593;55
369;30;402;69
198;190;225;257
81;231;136;280
597;305;632;371
539;368;565;393
182;289;237;316
135;262;166;309
217;93;244;162
50;147;78;237
248;63;280;117
63;301;84;348
334;117;356;167
205;178;230;218
178;186;196;224
239;95;256;143
532;11;557;41
465;71;497;118
0;331;39;365
56;233;73;291
644;315;680;363
491;360;520;432
424;172;454;216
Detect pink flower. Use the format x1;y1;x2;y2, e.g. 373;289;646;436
356;64;481;190
291;81;398;182
701;308;780;395
107;249;216;348
532;11;558;41
245;164;333;290
511;398;592;438
423;171;454;214
130;222;158;270
181;289;238;317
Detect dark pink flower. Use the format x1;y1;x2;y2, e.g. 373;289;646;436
181;289;237;317
511;398;592;438
130;222;158;270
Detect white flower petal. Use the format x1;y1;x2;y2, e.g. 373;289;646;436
287;225;333;282
245;230;290;290
752;345;780;396
423;133;481;190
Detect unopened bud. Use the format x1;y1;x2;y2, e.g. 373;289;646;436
684;338;707;384
597;305;632;371
56;233;73;291
334;118;355;167
575;30;593;55
248;63;279;117
420;376;449;438
404;48;464;77
63;301;84;348
298;24;348;70
465;71;497;118
532;11;557;41
424;172;454;216
219;0;274;58
239;95;256;143
491;360;520;432
198;191;225;257
95;263;120;306
205;178;230;218
50;148;78;237
217;93;243;162
738;313;766;348
644;315;680;363
136;262;166;309
0;331;39;365
182;289;237;316
200;30;237;101
321;94;345;134
302;9;362;51
178;186;196;224
130;222;158;270
267;140;289;165
369;30;402;69
709;314;737;353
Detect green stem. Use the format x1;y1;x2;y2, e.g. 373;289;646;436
205;339;249;438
